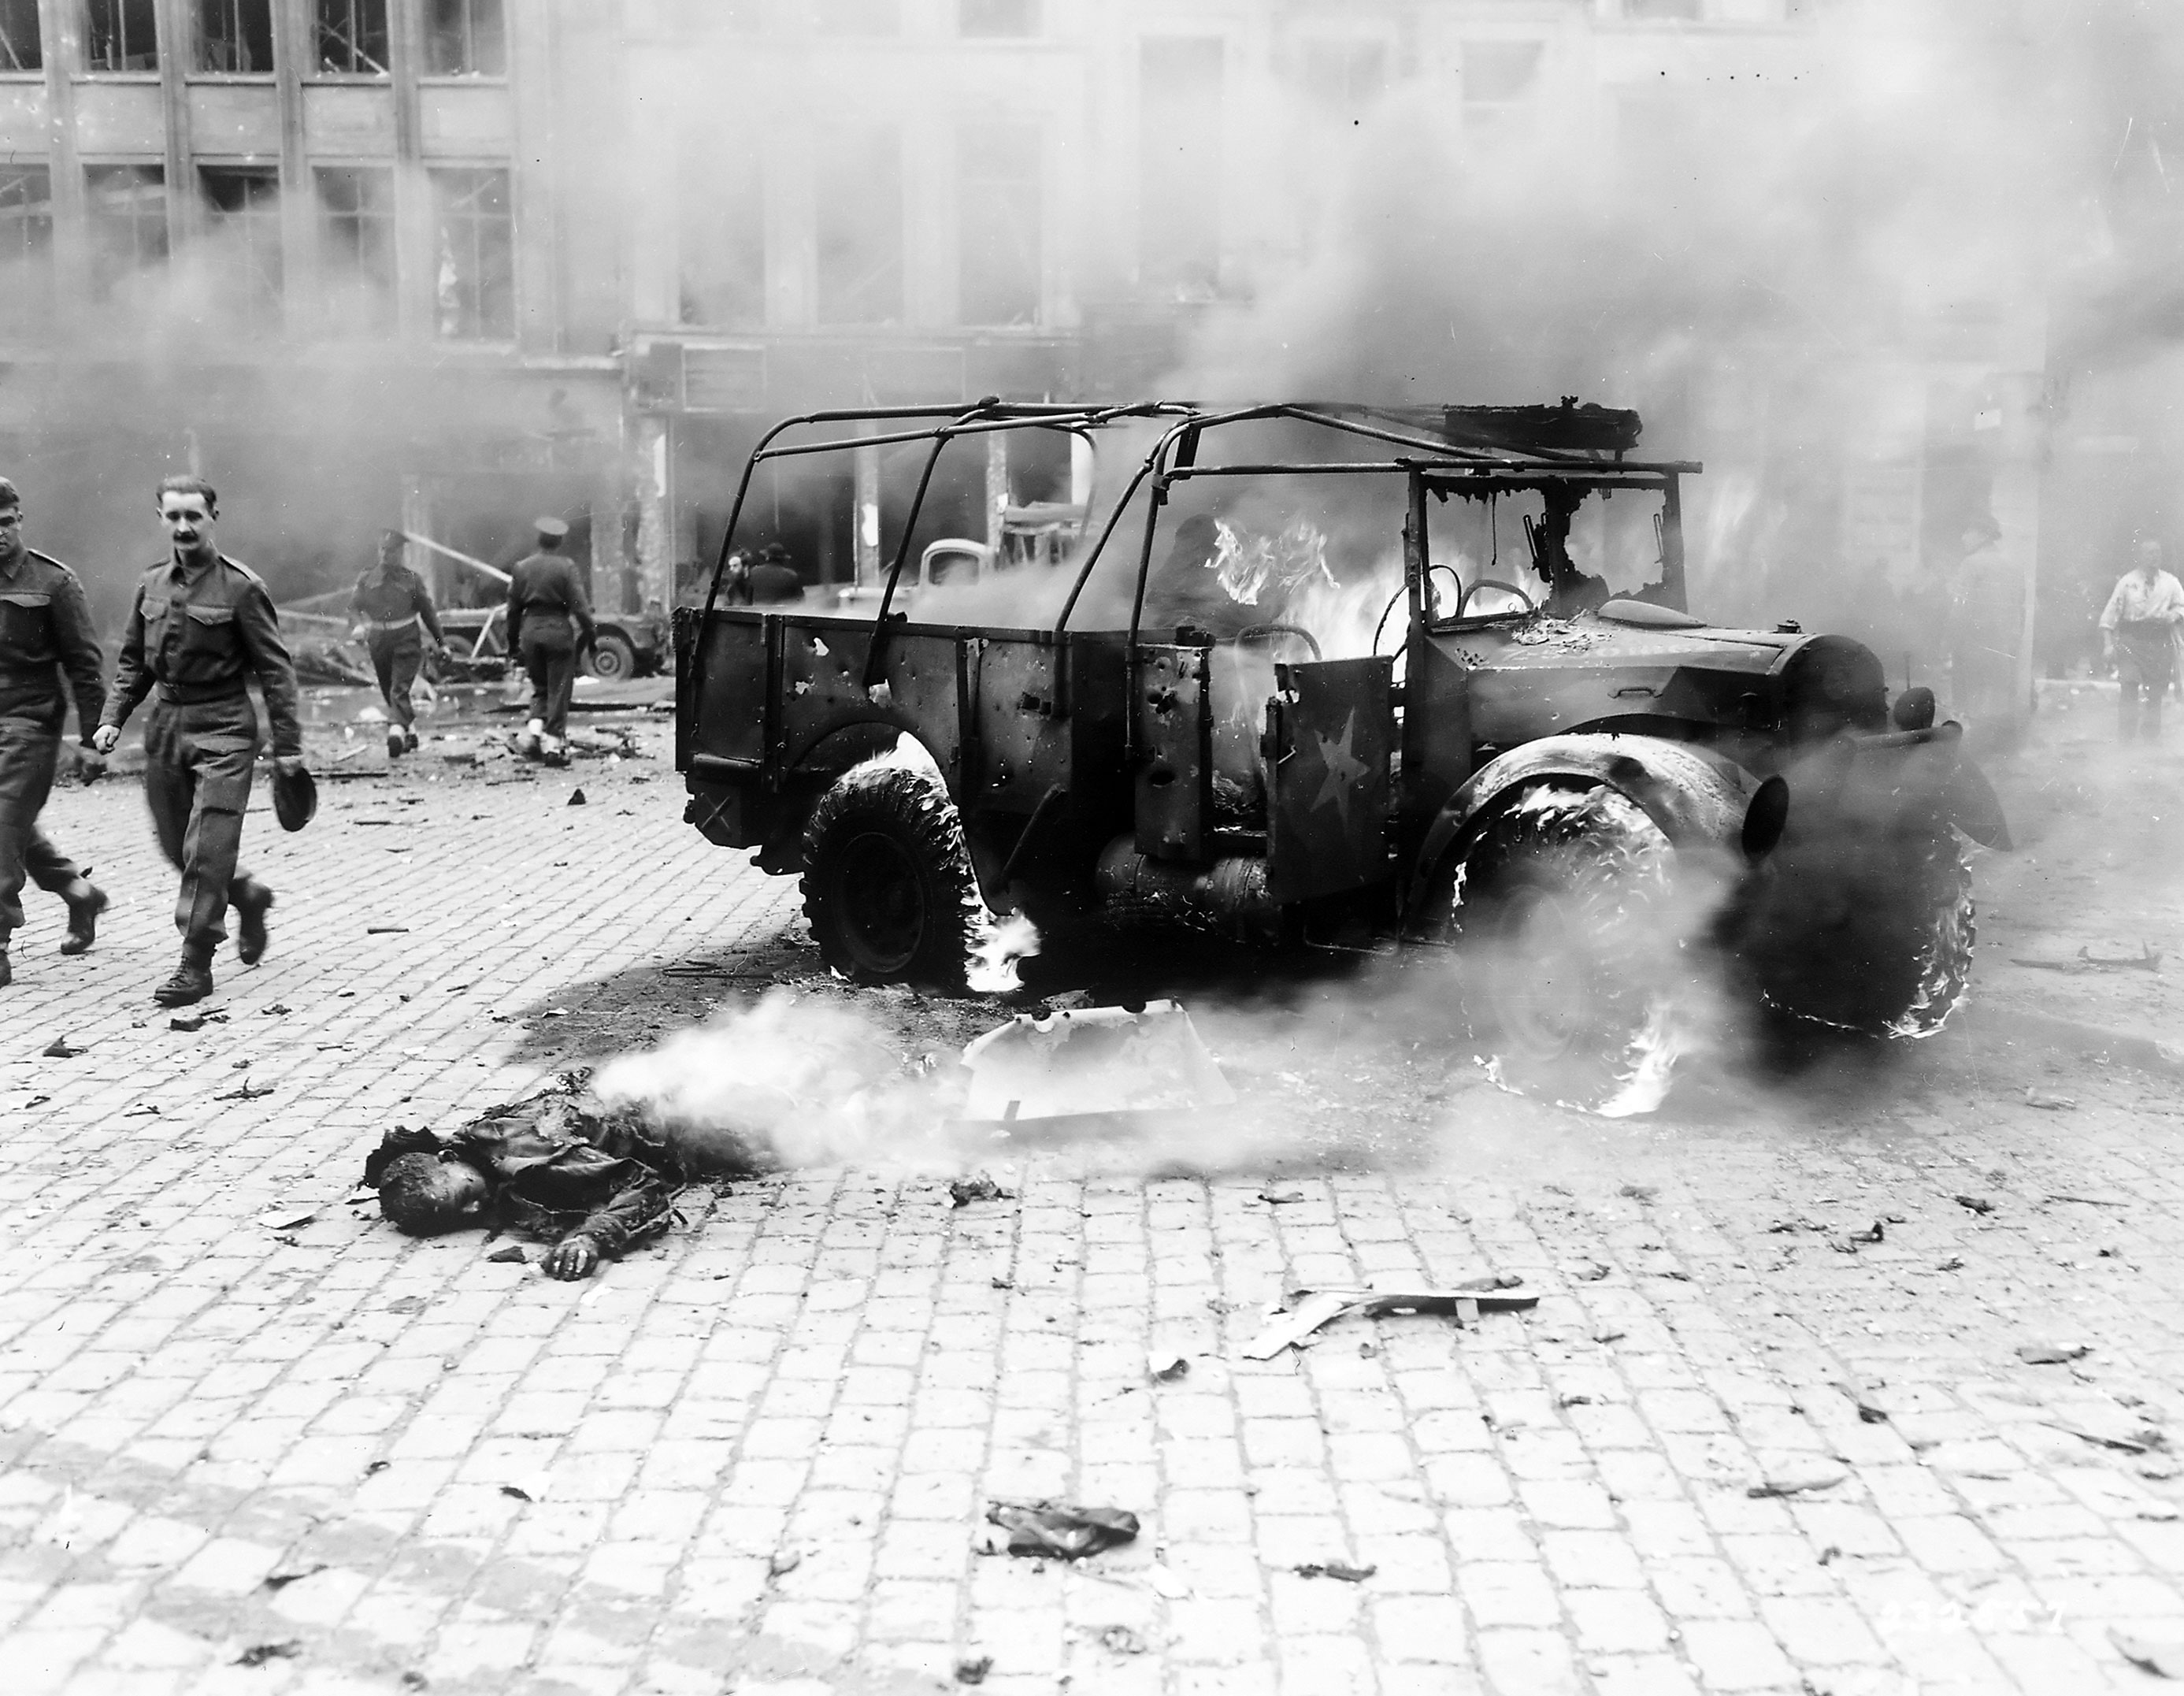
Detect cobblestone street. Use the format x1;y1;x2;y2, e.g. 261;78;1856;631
5;694;2184;1696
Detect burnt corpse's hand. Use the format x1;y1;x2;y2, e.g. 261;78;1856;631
543;1234;600;1280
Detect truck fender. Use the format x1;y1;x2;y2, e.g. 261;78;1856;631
1404;733;1769;930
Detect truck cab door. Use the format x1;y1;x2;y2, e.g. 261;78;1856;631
1266;657;1396;903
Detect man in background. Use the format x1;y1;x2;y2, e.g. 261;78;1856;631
506;516;594;768
2099;535;2184;741
350;529;447;759
92;475;307;1007
0;477;109;987
747;542;805;605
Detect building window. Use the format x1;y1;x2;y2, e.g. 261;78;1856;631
84;0;158;71
815;0;898;33
317;0;389;75
1463;40;1542;139
0;1;42;70
317;165;395;331
959;123;1039;326
814;124;900;325
426;0;504;76
85;165;165;295
432;166;514;339
1626;0;1701;17
959;0;1033;36
198;0;273;73
201;166;282;326
1297;39;1387;117
0;165;52;325
1139;37;1222;299
678;137;763;329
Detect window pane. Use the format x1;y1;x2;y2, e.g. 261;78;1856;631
317;0;390;74
198;0;273;72
85;164;165;296
0;165;53;328
1297;39;1386;117
201;166;283;328
959;122;1039;326
426;0;505;75
84;0;159;71
959;0;1033;36
432;166;514;339
316;165;395;332
1139;38;1222;296
1626;0;1701;17
678;136;763;328
814;125;900;325
0;0;43;71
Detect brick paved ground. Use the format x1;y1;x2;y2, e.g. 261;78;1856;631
3;692;2183;1696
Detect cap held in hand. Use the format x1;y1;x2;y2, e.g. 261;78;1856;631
273;764;317;833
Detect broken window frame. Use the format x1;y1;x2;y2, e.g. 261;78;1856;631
196;0;273;74
425;0;505;77
314;163;396;333
200;164;284;328
431;165;515;341
0;0;42;72
315;0;390;76
83;162;167;296
83;0;159;72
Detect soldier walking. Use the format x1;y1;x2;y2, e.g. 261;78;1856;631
350;529;447;759
2099;536;2184;741
0;478;109;987
91;476;308;1007
506;516;594;768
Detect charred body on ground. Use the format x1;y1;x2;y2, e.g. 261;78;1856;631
675;399;2013;1114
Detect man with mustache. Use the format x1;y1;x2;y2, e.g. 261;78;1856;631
0;477;109;986
92;475;307;1006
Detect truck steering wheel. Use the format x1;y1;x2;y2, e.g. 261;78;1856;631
1455;579;1538;618
1234;623;1323;661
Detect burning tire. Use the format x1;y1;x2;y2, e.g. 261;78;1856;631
801;761;981;988
1730;825;1974;1038
1445;785;1705;1116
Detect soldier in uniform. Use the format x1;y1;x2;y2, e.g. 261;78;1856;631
91;475;308;1008
350;529;447;759
0;478;109;987
506;515;595;767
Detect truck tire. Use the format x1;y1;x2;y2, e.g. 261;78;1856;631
1731;827;1974;1038
801;762;980;988
588;630;638;681
1444;784;1698;1116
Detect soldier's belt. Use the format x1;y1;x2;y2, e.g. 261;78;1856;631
155;679;249;706
365;615;421;634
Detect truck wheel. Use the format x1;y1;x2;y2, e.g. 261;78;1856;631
801;762;980;988
1733;829;1974;1038
588;631;638;681
1446;785;1696;1115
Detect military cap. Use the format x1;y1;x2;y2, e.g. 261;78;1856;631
0;477;19;509
273;764;319;833
534;515;570;541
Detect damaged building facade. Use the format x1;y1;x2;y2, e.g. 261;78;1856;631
0;0;2141;724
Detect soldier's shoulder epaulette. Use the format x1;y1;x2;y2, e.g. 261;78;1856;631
222;556;269;588
24;549;79;580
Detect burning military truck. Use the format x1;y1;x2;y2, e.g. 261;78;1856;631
674;402;2008;1112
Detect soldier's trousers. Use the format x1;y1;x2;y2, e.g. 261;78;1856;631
521;625;580;740
143;697;270;960
369;633;424;731
0;707;87;941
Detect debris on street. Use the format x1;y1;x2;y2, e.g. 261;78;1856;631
2017;1342;2092;1365
233;1642;303;1668
985;1500;1140;1560
1294;1561;1377;1582
41;1037;85;1057
948;1173;1010;1207
2112;1628;2184;1679
1747;1469;1848;1498
1242;1277;1540;1360
1955;1194;1997;1215
2025;1086;2078;1110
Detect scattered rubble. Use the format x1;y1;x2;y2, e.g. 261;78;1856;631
1243;1277;1539;1360
1293;1561;1376;1582
234;1642;303;1668
41;1037;85;1057
948;1174;1010;1208
1747;1470;1848;1498
1954;1194;1997;1215
2017;1342;2092;1365
985;1501;1140;1560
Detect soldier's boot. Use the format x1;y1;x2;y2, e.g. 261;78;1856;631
154;951;214;1008
387;726;406;759
234;883;275;967
514;718;545;759
59;881;107;956
540;735;569;769
403;727;420;752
